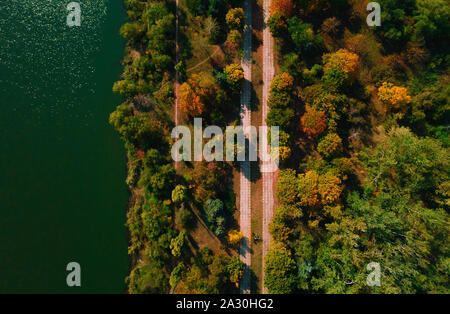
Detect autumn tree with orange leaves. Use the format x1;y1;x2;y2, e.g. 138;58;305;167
270;0;295;17
301;106;327;137
179;72;217;117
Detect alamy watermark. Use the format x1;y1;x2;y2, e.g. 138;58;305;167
67;2;81;27
171;118;279;173
367;2;381;27
66;262;81;287
366;262;381;287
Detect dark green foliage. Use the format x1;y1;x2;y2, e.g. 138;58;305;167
266;107;295;130
288;17;322;55
204;199;226;237
267;11;288;38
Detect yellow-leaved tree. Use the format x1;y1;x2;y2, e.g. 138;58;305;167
378;82;411;109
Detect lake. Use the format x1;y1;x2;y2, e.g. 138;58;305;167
0;0;128;292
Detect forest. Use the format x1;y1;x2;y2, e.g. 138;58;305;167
264;0;449;293
109;0;449;294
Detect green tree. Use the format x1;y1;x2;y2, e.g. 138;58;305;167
170;231;186;257
264;242;297;293
172;185;188;204
227;256;244;286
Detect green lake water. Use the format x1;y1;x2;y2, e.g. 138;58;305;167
0;1;128;292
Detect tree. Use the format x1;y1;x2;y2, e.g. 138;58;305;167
270;72;294;101
317;133;343;158
204;198;224;232
226;29;242;48
179;82;204;117
322;49;360;88
301;106;327;137
377;0;416;48
277;130;292;162
172;185;187;204
120;22;145;45
266;107;295;130
191;161;231;203
169;262;184;289
323;48;360;75
414;0;450;45
109;104;157;145
223;64;244;90
269;207;295;242
227;256;244;286
361;127;449;203
113;79;139;98
179;72;218;117
170;231;186;257
264;242;296;293
176;207;193;230
270;0;295;17
288;17;322;54
226;8;245;31
378;82;411;109
228;230;243;245
277;169;300;206
297;170;321;207
267;11;289;37
318;173;342;205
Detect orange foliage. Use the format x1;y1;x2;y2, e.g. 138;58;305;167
301;105;327;137
179;73;217;117
298;170;321;207
179;82;204;117
318;173;343;204
270;0;295;17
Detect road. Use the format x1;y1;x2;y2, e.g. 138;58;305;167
239;0;252;295
261;0;276;294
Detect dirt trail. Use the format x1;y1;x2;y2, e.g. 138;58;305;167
239;0;253;295
261;0;276;294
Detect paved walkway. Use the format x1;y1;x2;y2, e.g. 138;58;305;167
239;0;252;295
261;0;276;294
